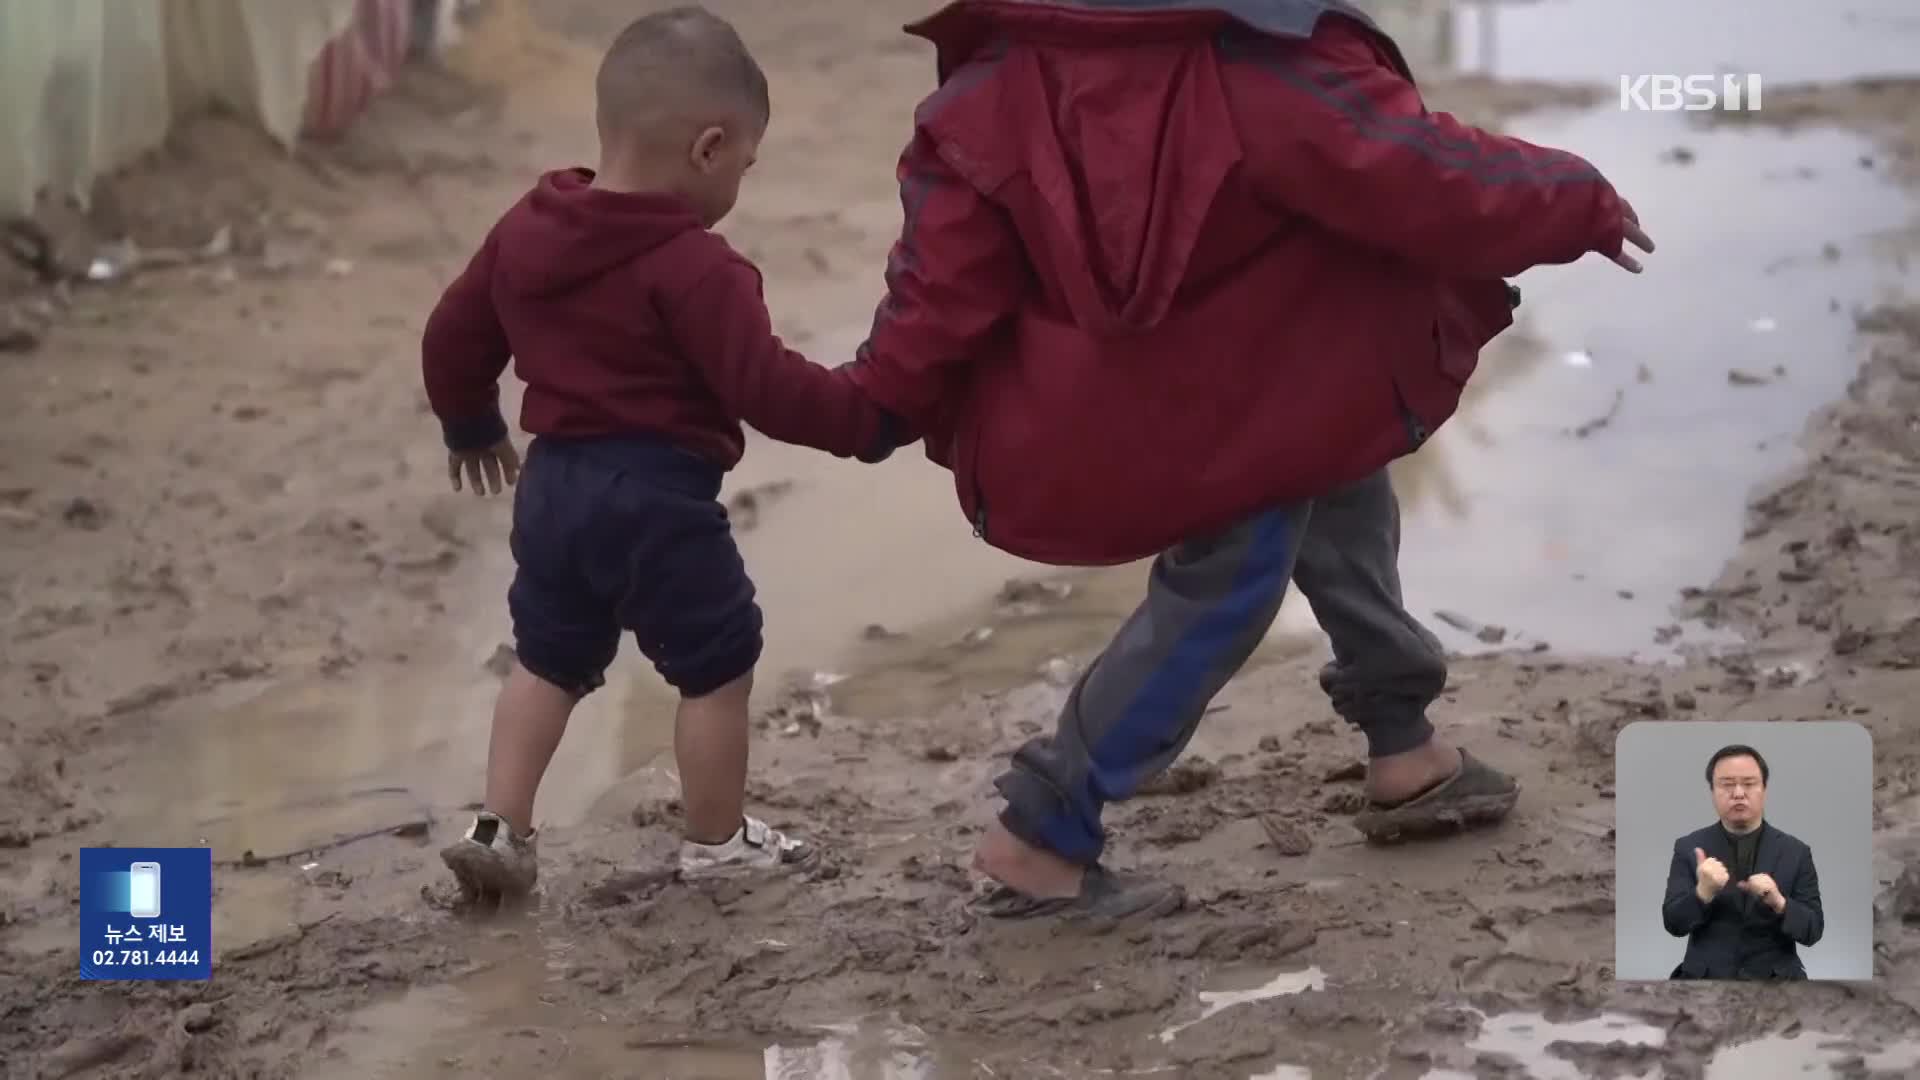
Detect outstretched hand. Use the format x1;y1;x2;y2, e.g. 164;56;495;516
1608;197;1656;273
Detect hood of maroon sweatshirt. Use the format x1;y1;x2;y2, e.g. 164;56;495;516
491;168;706;297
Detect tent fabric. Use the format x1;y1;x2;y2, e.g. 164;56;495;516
0;0;433;216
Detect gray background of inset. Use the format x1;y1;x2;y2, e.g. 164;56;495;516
1613;720;1874;981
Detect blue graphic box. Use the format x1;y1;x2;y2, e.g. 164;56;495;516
79;847;213;981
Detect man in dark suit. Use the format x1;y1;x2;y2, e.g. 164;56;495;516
1662;744;1824;979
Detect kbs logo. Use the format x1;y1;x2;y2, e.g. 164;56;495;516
1619;74;1763;112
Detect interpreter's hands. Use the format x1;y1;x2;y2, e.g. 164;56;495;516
1608;197;1655;273
449;439;521;497
1739;872;1786;912
1694;847;1729;901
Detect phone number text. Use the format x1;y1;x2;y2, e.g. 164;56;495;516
89;949;201;966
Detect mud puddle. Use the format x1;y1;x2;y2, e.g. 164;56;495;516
1397;109;1909;658
1341;0;1920;658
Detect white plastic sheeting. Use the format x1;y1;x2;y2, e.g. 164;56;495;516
0;0;440;217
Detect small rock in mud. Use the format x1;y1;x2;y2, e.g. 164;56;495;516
958;625;994;649
179;1003;219;1034
1660;145;1696;165
923;745;958;763
861;623;902;641
1040;656;1078;686
1324;761;1366;783
1890;865;1920;924
1137;759;1220;796
1727;367;1771;386
1258;815;1312;856
1258;735;1284;753
62;497;109;530
998;577;1072;605
631;799;684;829
1322;790;1369;814
1673;691;1698;710
901;854;972;891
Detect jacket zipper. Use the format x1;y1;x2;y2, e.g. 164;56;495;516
967;423;989;541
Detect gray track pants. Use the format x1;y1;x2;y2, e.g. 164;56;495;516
994;469;1448;864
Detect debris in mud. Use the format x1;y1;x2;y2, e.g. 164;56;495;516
1323;789;1369;814
998;577;1073;606
61;497;108;530
1325;761;1367;783
178;1003;219;1034
1660;145;1697;165
630;798;683;829
1040;656;1079;686
1258;815;1313;856
901;854;972;892
1434;609;1510;643
1569;388;1626;439
581;868;678;908
862;622;903;640
1890;865;1920;924
724;479;794;530
1137;759;1221;796
923;745;958;762
1654;624;1683;645
958;625;994;649
0;324;38;353
763;681;830;736
1727;367;1775;385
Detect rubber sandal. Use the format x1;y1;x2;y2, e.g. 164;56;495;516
969;865;1185;921
1354;749;1519;844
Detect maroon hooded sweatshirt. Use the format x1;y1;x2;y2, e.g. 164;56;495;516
845;0;1631;566
422;168;890;467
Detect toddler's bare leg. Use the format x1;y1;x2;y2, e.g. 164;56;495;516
483;662;579;833
675;670;753;844
442;661;575;901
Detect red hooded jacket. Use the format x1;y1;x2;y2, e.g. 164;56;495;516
845;0;1630;565
422;168;890;467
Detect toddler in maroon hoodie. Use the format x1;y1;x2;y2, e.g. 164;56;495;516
422;6;898;901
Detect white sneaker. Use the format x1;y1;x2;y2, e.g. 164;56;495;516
441;811;539;900
678;816;817;881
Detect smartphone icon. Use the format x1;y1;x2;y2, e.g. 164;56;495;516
128;862;162;920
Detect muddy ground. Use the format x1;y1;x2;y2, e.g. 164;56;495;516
3;1;1920;1077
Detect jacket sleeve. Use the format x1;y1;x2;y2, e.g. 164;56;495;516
1775;845;1824;946
1220;19;1628;279
664;253;897;463
421;231;513;452
1662;841;1710;937
843;126;1030;431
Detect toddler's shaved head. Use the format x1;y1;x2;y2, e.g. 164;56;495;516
595;6;770;149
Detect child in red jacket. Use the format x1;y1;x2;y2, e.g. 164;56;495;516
421;7;897;902
846;0;1655;918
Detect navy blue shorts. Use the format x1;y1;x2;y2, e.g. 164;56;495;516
506;436;762;699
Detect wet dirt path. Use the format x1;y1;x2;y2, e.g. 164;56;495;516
3;0;1920;1077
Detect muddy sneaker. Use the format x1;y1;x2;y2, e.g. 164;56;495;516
678;816;816;881
441;811;539;900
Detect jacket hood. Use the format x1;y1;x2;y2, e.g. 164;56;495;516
905;1;1400;335
907;0;1404;81
492;168;705;297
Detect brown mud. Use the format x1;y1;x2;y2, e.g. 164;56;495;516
4;1;1920;1077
